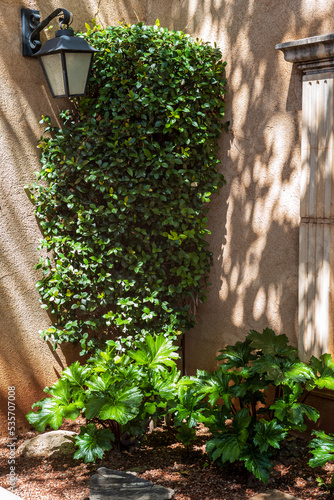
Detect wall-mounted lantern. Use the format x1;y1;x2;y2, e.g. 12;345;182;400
21;8;98;98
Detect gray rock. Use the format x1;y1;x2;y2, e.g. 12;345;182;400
90;468;174;499
249;491;301;500
17;430;77;458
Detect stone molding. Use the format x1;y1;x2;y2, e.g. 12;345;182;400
276;33;334;72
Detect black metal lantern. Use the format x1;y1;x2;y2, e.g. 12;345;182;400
21;8;98;98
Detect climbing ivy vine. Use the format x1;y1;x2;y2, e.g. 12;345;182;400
30;20;227;353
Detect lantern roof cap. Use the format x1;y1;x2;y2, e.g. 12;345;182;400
35;29;98;56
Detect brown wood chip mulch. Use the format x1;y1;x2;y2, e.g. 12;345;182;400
1;418;334;500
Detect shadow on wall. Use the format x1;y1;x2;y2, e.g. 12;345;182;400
0;0;146;433
145;0;334;371
1;0;334;429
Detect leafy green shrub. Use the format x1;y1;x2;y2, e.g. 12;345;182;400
29;20;227;353
309;430;334;492
170;329;330;483
309;430;334;468
27;327;334;477
27;335;180;462
307;354;334;490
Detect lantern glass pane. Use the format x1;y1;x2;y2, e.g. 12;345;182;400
65;52;92;96
40;54;65;97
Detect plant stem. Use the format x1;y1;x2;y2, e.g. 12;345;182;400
301;390;310;404
251;396;256;418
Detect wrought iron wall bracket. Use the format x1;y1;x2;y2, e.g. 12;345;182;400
21;8;73;57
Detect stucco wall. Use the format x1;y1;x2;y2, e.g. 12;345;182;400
2;0;334;435
145;0;334;373
0;0;145;435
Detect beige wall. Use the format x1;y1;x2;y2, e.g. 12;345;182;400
2;0;334;434
145;0;334;373
0;0;145;435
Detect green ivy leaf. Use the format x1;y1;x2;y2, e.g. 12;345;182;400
29;21;227;353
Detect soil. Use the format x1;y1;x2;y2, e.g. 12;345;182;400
1;418;334;500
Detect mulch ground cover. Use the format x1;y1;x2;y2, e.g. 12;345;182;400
1;417;334;499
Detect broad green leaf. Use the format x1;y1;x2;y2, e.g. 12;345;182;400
207;433;244;463
143;148;152;159
217;338;255;368
270;399;289;422
205;405;232;431
129;335;179;370
309;430;334;467
85;394;109;420
45;378;72;403
241;446;272;483
232;408;252;436
27;397;79;432
145;402;157;415
252;356;285;384
254;419;287;452
87;383;142;424
309;354;334;390
150;366;180;400
62;361;91;388
74;424;114;463
170;386;206;427
315;376;334;390
283;362;314;385
197;368;233;406
248;329;296;359
206;437;221;455
271;399;318;429
85;374;113;392
299;404;319;423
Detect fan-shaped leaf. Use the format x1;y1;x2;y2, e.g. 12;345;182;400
254;419;287;452
248;329;296;359
27;397;80;432
129;335;179;370
309;354;334;390
74;424;114;463
217;338;255;368
241;446;272;484
207;433;244;463
61;361;91;388
309;430;334;467
86;383;142;424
